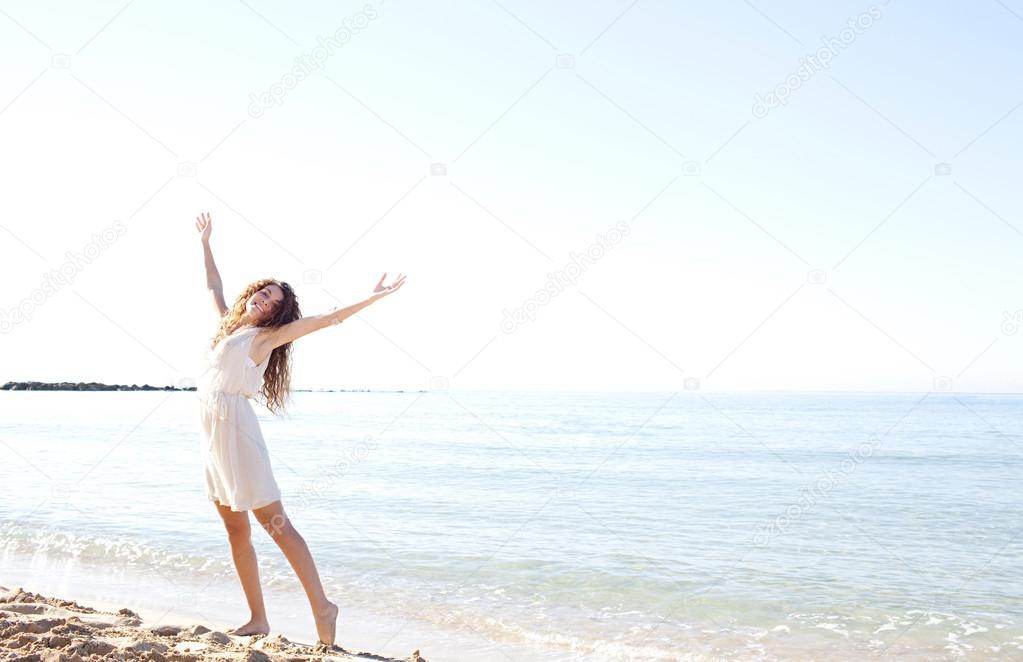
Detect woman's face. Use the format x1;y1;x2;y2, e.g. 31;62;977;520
247;283;284;322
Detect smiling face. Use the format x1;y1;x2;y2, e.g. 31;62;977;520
246;283;285;323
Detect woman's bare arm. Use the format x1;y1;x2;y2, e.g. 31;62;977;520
255;273;407;359
195;212;229;318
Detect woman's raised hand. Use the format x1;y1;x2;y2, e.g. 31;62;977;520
372;272;407;299
195;212;213;244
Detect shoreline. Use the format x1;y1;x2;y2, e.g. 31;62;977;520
0;547;571;662
0;381;426;393
0;584;429;662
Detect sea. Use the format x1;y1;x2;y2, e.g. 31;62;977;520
1;390;1021;661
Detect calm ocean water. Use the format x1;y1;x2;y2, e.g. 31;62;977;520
1;390;1021;661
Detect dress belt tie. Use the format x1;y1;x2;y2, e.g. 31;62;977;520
202;390;255;451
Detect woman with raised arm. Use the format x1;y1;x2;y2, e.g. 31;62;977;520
193;211;406;647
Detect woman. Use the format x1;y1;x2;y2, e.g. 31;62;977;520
193;211;406;646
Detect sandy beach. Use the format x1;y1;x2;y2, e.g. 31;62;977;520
0;585;429;662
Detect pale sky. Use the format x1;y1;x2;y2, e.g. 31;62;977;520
1;0;1021;392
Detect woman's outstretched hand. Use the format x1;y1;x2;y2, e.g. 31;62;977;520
195;212;213;244
371;272;407;300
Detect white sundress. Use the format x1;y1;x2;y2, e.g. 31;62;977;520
197;325;282;512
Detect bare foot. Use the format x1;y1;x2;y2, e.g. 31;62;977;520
227;618;270;637
313;600;339;646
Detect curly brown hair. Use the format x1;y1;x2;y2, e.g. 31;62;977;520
209;278;301;415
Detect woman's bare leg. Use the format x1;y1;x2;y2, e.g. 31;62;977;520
214;500;270;635
253;500;338;646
